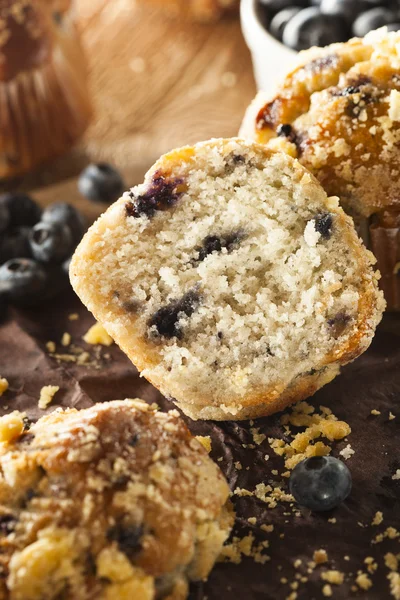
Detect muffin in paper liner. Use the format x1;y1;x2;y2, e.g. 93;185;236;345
0;0;91;179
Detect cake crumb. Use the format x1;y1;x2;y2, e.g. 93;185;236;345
0;377;9;396
0;411;25;443
388;573;400;600
195;435;212;453
370;409;381;416
328;518;337;524
61;332;71;347
389;412;396;421
46;341;56;353
250;427;266;445
234;461;242;470
248;517;257;525
68;313;79;320
372;511;383;526
261;524;274;533
356;573;373;591
339;444;355;460
385;553;399;572
392;470;400;481
38;385;60;410
321;571;344;585
314;550;328;564
83;323;113;346
322;584;332;597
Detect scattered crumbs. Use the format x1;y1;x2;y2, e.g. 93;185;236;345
250;427;266;445
370;409;381;416
271;402;351;470
280;533;285;539
68;313;79;321
195;435;212;453
322;584;332;597
389;412;396;421
281;577;288;584
234;461;243;470
372;511;384;526
248;517;257;525
294;559;302;569
392;470;400;481
286;593;297;600
385;553;399;572
344;556;350;561
0;411;25;443
314;549;328;564
328;518;337;524
46;341;56;353
356;572;373;590
282;471;291;478
83;323;113;346
264;454;270;461
221;71;237;88
364;557;378;574
61;332;71;347
77;351;91;365
38;385;60;410
272;469;278;476
219;532;270;565
0;377;9;397
321;571;344;585
233;487;253;497
388;573;400;600
217;457;223;462
339;444;355;460
261;524;274;533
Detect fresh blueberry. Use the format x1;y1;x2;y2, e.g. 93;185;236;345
352;8;397;37
78;163;125;204
282;7;349;51
29;222;74;264
320;0;370;23
0;227;31;264
386;22;400;31
258;0;302;12
289;456;352;512
0;258;48;303
42;203;86;245
270;7;301;40
0;193;41;228
0;202;9;233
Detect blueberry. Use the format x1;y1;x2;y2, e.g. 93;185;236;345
29;222;74;264
352;8;397;37
0;193;41;228
0;292;7;321
320;0;370;23
148;290;200;340
258;0;301;13
78;163;125;204
270;7;301;40
42;203;86;245
282;7;349;51
0;227;31;264
0;258;48;303
386;23;400;31
289;456;352;511
313;212;333;239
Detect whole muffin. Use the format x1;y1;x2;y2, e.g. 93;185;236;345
70;138;384;421
137;0;239;22
241;28;400;309
0;400;233;600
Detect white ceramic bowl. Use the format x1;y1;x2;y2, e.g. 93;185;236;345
240;0;297;93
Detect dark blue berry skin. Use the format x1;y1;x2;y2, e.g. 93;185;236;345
320;0;370;23
29;222;74;264
42;203;86;245
270;7;301;40
0;258;48;303
385;22;400;31
0;193;41;228
0;292;7;321
282;7;349;51
78;163;125;204
0;227;31;264
352;7;397;37
289;456;352;512
0;202;9;233
259;0;301;11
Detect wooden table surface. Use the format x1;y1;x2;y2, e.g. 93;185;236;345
25;0;256;213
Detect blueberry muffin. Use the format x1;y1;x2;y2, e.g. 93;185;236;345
0;400;233;600
138;0;239;22
241;28;400;309
70;139;384;421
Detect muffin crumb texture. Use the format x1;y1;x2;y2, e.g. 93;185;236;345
0;400;232;600
70;138;384;421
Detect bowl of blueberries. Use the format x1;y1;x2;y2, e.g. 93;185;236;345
241;0;400;91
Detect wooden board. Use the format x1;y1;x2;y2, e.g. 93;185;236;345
15;0;256;207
